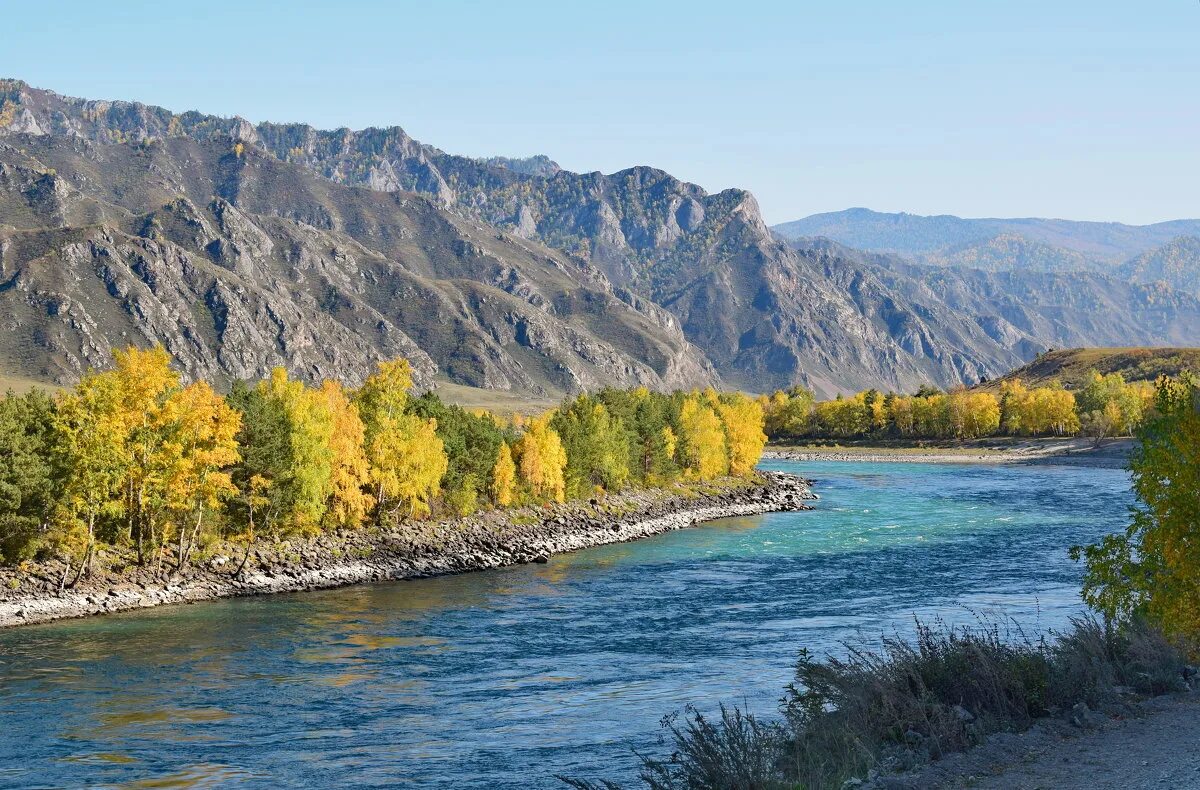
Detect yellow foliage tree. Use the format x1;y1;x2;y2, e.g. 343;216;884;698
318;380;374;529
1001;379;1079;436
355;358;413;423
490;442;517;507
947;390;1001;439
716;394;767;476
262;368;335;534
354;359;446;518
678;395;728;480
367;413;447;518
52;372;130;582
515;414;567;503
1076;374;1200;644
112;346;184;565
160;381;241;568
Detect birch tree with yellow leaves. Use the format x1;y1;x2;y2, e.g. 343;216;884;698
716;394;767;477
515;414;567;503
355;360;447;518
677;395;728;480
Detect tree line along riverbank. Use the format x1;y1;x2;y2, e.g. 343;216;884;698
0;470;813;628
760;368;1159;443
0;345;775;611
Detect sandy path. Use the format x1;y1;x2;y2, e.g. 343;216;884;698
875;693;1200;789
967;695;1200;789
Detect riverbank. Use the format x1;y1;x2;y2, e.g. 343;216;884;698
766;437;1135;468
867;691;1200;789
0;472;814;629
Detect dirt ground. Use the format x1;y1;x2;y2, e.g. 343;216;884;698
873;693;1200;789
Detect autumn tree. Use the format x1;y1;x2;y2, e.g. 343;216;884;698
1000;379;1079;436
1077;369;1150;440
677;395;728;479
355;360;447;518
228;370;335;537
947;390;1000;439
716;393;767;476
812;393;870;439
108;346;182;567
1074;373;1200;644
368;413;447;518
160;381;241;569
227;379;293;539
491;443;517;507
514;414;567;502
52;373;130;582
887;395;916;436
763;388;815;440
317;381;373;530
262;368;335;533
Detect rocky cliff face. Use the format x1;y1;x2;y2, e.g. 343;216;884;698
3;79;1199;395
0;120;716;393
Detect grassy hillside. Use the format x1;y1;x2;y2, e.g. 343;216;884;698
978;347;1200;391
0;368;556;415
0;372;58;394
430;380;559;415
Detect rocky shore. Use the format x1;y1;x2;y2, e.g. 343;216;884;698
0;471;813;629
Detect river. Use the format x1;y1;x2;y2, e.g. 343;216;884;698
0;460;1133;788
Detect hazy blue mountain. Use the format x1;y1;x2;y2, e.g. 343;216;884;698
1120;236;1200;297
774;208;1200;270
920;233;1104;274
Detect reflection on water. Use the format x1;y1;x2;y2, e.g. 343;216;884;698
0;461;1132;788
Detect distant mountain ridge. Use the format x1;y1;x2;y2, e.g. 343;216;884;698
1120;236;1200;297
773;208;1200;263
3;79;1200;397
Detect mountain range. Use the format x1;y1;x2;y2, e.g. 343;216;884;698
774;208;1200;295
2;79;1199;397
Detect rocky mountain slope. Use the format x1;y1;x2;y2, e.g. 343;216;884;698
3;79;1200;396
0;130;715;393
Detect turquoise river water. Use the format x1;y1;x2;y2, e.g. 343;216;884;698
0;460;1133;788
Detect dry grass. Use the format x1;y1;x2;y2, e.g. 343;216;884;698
974;347;1200;393
431;378;561;416
0;372;57;394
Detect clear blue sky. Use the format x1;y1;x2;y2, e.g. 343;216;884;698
3;1;1197;224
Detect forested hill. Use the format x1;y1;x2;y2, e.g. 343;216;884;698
4;79;1200;396
975;347;1200;392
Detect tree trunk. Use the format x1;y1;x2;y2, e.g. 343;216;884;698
135;510;144;566
235;506;255;580
84;512;96;580
180;504;204;571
